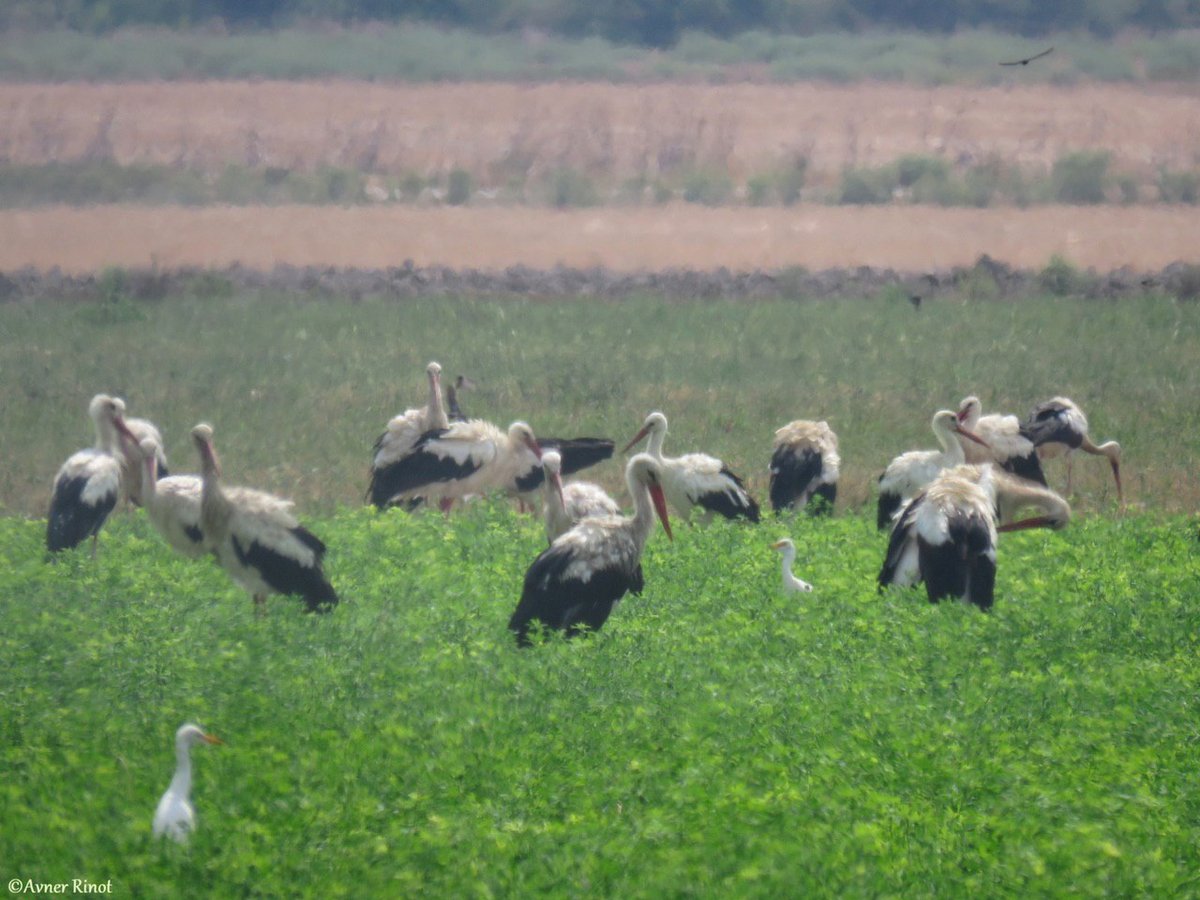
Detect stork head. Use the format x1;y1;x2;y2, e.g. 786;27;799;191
190;423;220;477
454;374;475;391
935;409;989;448
508;421;542;460
541;450;564;503
89;393;137;447
628;453;673;541
622;411;668;454
138;436;162;477
175;723;222;752
956;396;982;426
426;360;442;381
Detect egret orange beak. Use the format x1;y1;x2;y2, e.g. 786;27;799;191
649;483;673;541
621;424;652;455
771;539;789;551
200;732;223;745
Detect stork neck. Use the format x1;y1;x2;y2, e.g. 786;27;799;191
646;426;666;460
140;458;158;506
938;426;966;463
427;375;448;430
94;415;119;454
626;471;656;550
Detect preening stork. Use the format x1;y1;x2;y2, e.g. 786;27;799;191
447;375;472;423
771;538;814;593
192;424;339;613
956;395;1046;485
876;410;989;529
118;415;169;507
769;420;839;515
367;361;449;509
878;464;1069;610
509;453;672;646
136;437;206;559
623;411;759;523
46;394;138;554
1021;397;1123;504
152;723;221;843
540;449;620;544
364;419;543;513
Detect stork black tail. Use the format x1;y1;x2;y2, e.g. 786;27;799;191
540;437;615;475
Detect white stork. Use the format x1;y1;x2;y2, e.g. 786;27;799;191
509;453;672;646
118;415;170;507
876;409;988;529
623;411;759;523
153;723;221;843
510;435;615;511
1021;397;1123;504
364;419;542;513
540;449;621;543
367;361;449;509
192;424;338;613
771;538;814;593
878;464;1070;610
769;420;840;515
46;394;138;554
447;374;473;423
136;437;206;559
956;395;1046;485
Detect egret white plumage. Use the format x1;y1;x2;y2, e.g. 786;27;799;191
623;411;759;523
769;420;839;515
1021;397;1123;504
956;395;1045;485
193;423;339;613
46;394;138;554
771;538;814;593
152;723;221;843
118;415;169;507
540;449;620;544
137;437;206;559
509;453;672;646
878;463;1069;610
876;409;988;529
368;361;449;509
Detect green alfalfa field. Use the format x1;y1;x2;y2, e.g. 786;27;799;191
1;285;1200;895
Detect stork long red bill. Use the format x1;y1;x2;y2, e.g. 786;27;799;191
621;424;652;455
954;423;990;447
997;515;1058;532
649;483;673;541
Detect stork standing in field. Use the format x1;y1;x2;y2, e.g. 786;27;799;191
366;419;543;514
192;424;338;613
1021;397;1123;505
623;411;759;523
118;415;169;507
46;394;139;554
153;723;221;843
540;449;621;544
878;463;1070;610
136;437;206;559
876;410;989;530
956;395;1046;485
769;420;840;515
368;361;449;509
771;538;814;593
509;453;672;646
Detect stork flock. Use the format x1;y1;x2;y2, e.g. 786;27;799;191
45;370;1123;645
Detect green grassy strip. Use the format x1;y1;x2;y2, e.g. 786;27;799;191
0;25;1198;84
2;287;1196;517
1;507;1197;895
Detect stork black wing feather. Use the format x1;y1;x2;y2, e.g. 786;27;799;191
367;427;476;508
232;531;339;612
46;474;118;552
769;445;823;513
509;545;634;646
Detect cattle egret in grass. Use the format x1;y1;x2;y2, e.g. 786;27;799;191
771;538;813;593
153;723;221;843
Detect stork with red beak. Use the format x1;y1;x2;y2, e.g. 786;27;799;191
509;453;672;646
956;395;1046;485
1021;397;1123;505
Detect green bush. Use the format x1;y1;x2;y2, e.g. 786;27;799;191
446;168;473;206
1039;254;1090;297
1158;169;1199;204
1051;151;1110;204
681;169;732;205
544;167;598;208
837;168;890;205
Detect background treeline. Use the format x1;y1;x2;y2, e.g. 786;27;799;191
3;0;1198;46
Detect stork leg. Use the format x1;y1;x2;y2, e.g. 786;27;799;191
1064;450;1075;496
439;497;454;516
91;533;99;560
254;594;267;617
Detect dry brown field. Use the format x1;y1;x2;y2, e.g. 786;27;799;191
1;80;1199;273
4;203;1198;273
2;80;1199;182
